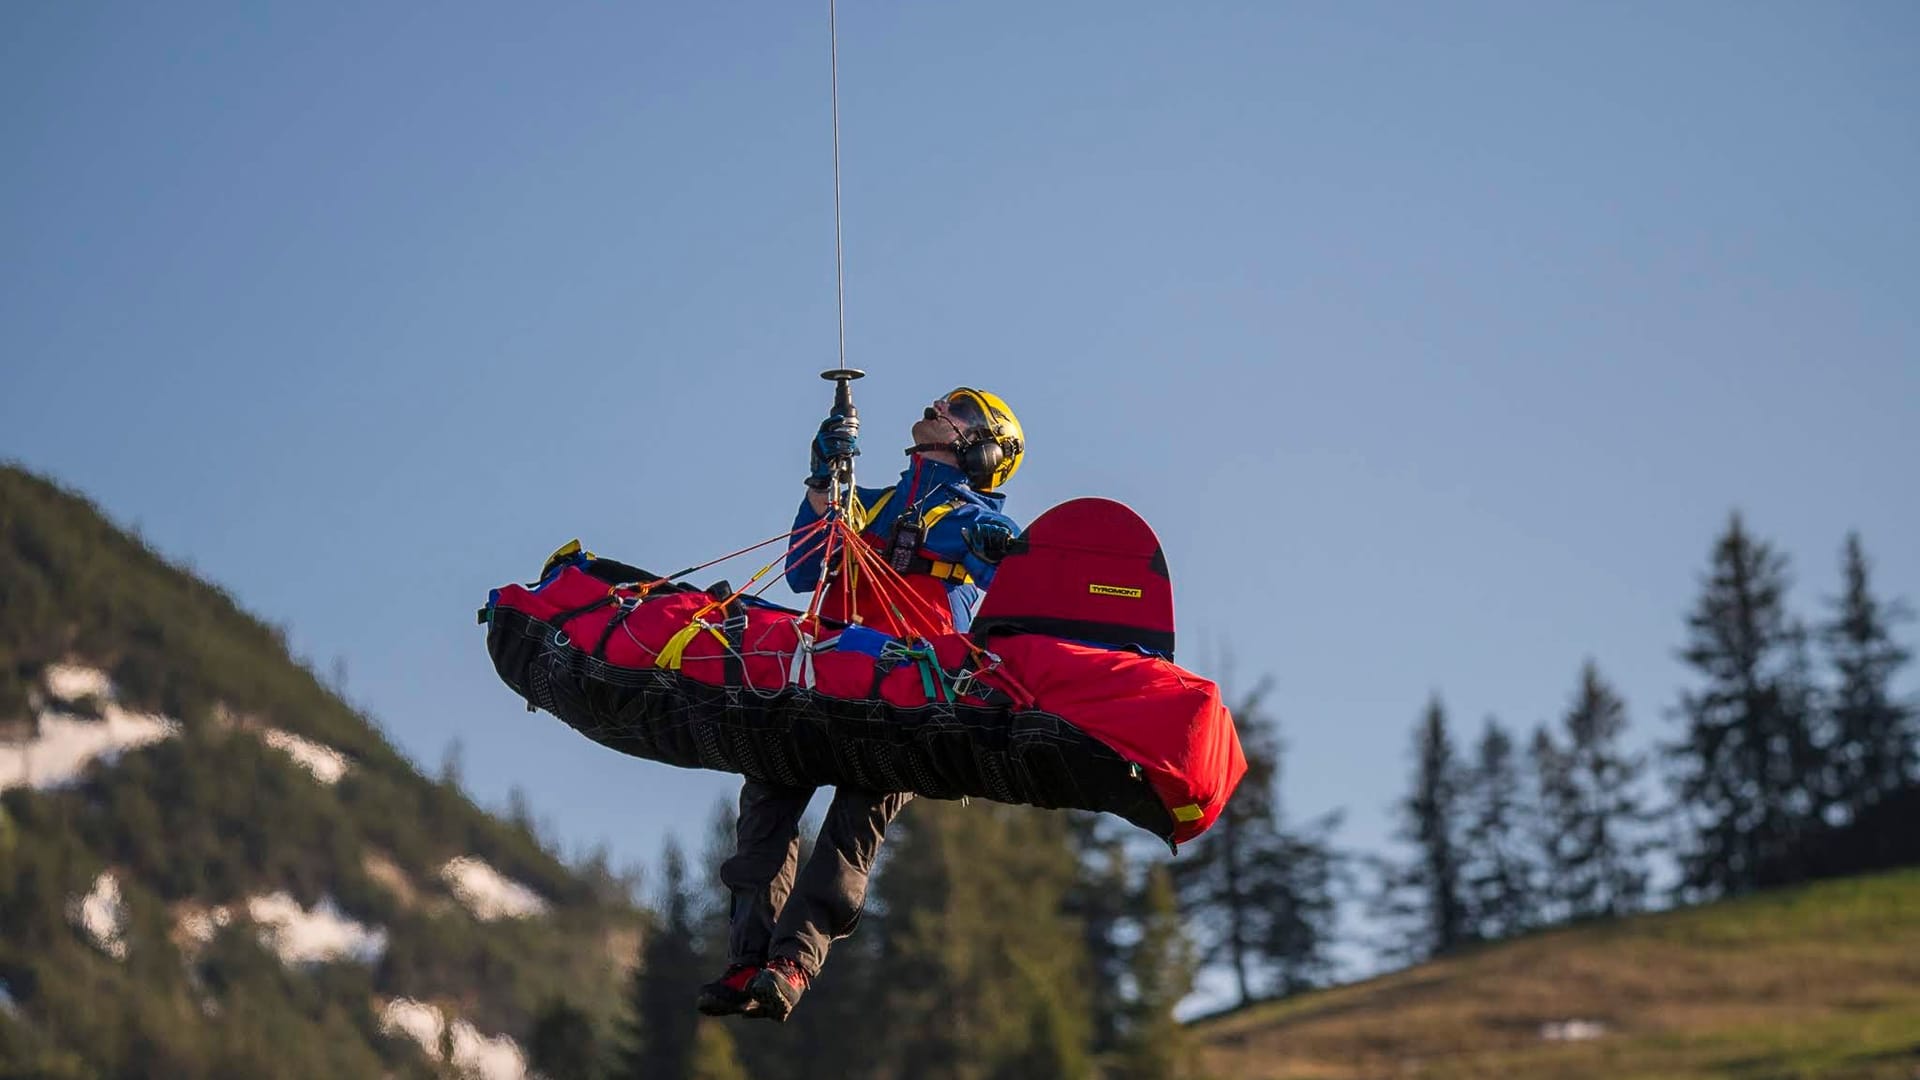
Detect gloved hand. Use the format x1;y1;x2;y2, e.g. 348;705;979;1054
963;519;1017;564
806;416;861;489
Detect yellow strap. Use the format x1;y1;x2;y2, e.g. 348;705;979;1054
919;500;963;532
855;490;967;535
852;488;892;532
918;501;973;582
926;559;974;584
1172;803;1204;823
655;618;729;671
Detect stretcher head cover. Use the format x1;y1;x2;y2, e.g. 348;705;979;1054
972;497;1176;658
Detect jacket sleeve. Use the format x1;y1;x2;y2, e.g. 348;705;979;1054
784;485;892;593
925;505;1021;591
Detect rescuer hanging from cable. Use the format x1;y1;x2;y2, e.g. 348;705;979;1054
699;386;1026;1022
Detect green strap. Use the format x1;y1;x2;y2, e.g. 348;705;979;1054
881;641;954;703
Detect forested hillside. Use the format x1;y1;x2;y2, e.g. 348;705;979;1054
0;466;642;1077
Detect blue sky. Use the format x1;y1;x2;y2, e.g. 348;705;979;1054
4;1;1917;958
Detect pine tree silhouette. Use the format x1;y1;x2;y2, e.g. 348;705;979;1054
1375;696;1470;960
1460;719;1539;939
1533;662;1657;920
1171;682;1342;1003
1821;532;1916;821
1669;513;1824;898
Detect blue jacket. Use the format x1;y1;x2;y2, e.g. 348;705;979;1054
786;455;1019;631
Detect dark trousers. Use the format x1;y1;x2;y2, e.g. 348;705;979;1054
719;779;912;978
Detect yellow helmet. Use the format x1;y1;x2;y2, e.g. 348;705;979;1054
939;387;1024;490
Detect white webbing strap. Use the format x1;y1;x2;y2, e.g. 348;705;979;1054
788;628;817;689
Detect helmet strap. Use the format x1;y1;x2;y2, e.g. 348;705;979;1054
911;426;1018;490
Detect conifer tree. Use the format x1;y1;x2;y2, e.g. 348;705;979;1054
1171;684;1341;1004
1533;662;1655;920
1113;865;1201;1080
1255;817;1342;997
1458;718;1538;940
1376;696;1470;959
437;737;465;792
870;800;1092;1080
1822;533;1916;819
688;1020;748;1080
1670;514;1825;897
1065;814;1133;1053
614;839;704;1080
1530;725;1576;917
526;998;600;1080
993;994;1095;1080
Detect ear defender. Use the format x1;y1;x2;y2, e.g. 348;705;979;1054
962;439;1004;490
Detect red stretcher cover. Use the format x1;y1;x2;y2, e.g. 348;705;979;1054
485;553;1245;845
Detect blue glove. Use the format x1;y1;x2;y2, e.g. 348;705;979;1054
963;519;1017;563
806;416;860;489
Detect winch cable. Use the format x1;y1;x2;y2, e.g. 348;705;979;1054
828;0;848;376
662;6;952;644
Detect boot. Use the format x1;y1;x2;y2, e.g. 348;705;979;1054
746;956;811;1022
697;963;763;1017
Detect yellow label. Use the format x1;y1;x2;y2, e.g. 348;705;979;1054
1172;803;1204;822
1088;583;1144;598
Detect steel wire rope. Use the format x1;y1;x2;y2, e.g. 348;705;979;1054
828;0;848;374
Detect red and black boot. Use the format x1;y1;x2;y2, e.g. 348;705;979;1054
746;957;811;1022
697;963;764;1018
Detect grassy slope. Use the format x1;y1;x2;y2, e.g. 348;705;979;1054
1194;870;1920;1080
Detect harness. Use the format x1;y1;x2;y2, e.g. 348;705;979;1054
855;489;974;585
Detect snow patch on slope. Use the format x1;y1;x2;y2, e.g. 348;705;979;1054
176;905;234;952
440;857;549;921
379;998;529;1080
245;893;388;965
69;871;129;960
363;851;424;909
1;665;179;792
0;709;179;791
259;728;350;784
210;705;354;785
1540;1018;1608;1041
172;894;386;965
44;663;113;702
